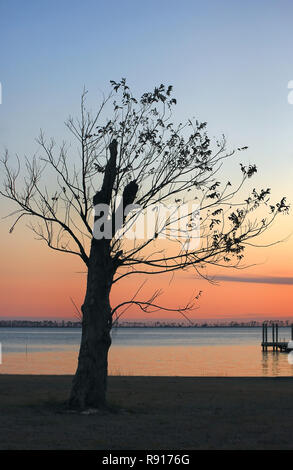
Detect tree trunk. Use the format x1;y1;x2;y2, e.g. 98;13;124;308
69;239;114;410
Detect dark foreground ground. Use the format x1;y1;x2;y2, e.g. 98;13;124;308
0;375;293;450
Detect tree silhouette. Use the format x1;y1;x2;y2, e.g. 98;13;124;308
0;79;289;409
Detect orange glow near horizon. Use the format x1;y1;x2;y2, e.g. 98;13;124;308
0;199;292;322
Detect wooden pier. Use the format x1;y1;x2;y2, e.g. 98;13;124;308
262;322;293;352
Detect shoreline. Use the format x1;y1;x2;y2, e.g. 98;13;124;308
1;374;293;449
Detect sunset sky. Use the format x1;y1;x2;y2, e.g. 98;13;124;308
0;0;292;322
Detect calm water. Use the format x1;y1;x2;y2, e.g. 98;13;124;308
1;327;293;377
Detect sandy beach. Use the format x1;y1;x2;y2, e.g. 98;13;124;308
0;374;293;450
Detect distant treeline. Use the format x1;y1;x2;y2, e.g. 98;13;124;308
0;319;292;328
0;320;82;328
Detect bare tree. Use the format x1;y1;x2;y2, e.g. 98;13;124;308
0;79;289;409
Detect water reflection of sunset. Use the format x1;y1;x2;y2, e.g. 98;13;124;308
2;345;293;377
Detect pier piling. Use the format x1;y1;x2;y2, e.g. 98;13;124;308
261;322;293;352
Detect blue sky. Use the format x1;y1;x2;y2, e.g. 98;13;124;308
1;0;293;198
